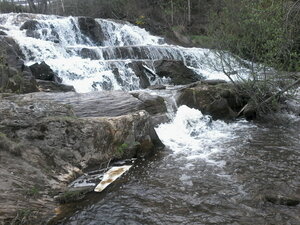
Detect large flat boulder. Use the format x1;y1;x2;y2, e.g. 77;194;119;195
0;92;163;223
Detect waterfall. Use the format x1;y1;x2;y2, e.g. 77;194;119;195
0;13;250;93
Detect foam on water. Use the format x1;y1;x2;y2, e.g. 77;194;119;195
155;105;252;164
97;19;164;46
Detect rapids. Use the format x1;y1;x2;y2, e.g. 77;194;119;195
55;107;300;225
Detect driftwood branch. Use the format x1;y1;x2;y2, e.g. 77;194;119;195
260;77;300;106
237;77;300;117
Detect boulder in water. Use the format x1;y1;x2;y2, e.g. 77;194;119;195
0;30;7;35
29;61;62;83
20;20;40;30
177;82;243;120
78;17;105;45
128;62;151;89
80;48;99;60
153;60;201;85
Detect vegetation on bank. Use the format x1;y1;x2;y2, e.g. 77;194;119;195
206;0;300;117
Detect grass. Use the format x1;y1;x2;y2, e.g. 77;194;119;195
190;35;214;48
24;186;41;198
9;208;39;225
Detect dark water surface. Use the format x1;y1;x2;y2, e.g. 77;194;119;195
58;116;300;225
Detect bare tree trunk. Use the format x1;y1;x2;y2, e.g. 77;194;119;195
171;0;174;25
41;0;48;13
187;0;191;25
27;0;37;12
60;0;65;13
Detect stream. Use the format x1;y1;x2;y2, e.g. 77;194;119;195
58;110;300;225
1;13;299;225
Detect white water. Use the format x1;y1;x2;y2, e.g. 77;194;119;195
0;13;254;92
155;105;254;164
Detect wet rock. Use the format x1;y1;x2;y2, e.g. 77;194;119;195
78;17;105;45
0;37;39;94
177;82;243;120
0;93;163;222
0;36;25;69
29;61;62;83
243;102;257;121
131;92;167;115
20;20;40;30
36;80;75;92
80;48;98;60
148;84;166;90
0;26;8;31
0;30;7;35
265;195;300;206
25;29;41;39
55;186;94;204
153;60;201;85
207;98;237;120
111;67;125;87
128;61;151;88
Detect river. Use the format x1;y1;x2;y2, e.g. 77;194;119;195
54;109;300;225
1;13;299;225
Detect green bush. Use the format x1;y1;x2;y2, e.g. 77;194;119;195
208;0;299;72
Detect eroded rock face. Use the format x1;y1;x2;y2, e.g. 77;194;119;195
176;81;245;120
0;93;163;223
154;60;201;85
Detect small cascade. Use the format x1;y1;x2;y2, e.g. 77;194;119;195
0;13;251;93
155;105;253;163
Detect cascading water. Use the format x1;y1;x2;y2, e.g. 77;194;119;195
0;13;252;93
